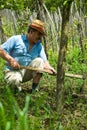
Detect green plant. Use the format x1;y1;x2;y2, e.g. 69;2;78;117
0;87;30;130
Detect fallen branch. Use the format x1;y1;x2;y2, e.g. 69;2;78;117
65;73;83;79
20;65;56;75
20;66;86;79
6;64;56;75
6;64;87;79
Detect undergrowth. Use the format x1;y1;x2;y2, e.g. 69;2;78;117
0;46;87;130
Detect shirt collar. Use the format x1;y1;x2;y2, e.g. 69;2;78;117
22;34;41;45
21;35;28;42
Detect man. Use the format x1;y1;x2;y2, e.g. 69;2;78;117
0;19;55;92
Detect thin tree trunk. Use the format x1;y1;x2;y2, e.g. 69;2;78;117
0;14;6;44
56;0;73;114
77;23;84;62
36;0;43;20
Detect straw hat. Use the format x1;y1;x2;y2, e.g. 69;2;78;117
29;19;46;35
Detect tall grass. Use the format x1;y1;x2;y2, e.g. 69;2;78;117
0;45;87;129
0;87;30;130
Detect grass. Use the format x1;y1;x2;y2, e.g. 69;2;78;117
0;48;87;130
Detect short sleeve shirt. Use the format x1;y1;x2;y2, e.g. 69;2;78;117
1;35;47;69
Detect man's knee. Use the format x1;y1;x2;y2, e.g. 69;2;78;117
5;71;22;86
30;58;44;69
35;58;43;63
8;78;21;86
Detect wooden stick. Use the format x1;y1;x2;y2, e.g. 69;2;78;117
5;64;56;75
65;73;83;79
20;66;85;79
20;65;57;75
6;64;86;78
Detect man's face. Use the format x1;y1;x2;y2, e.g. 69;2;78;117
31;30;43;43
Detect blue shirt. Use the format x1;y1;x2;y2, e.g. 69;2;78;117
1;35;47;70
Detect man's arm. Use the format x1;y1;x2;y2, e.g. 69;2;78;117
0;48;20;69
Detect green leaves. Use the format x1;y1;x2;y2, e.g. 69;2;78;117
0;87;30;130
0;0;24;10
0;102;6;130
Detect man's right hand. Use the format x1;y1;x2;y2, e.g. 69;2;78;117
0;48;20;69
9;59;20;69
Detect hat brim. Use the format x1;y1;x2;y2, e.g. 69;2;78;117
29;24;46;36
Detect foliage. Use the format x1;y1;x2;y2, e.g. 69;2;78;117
0;0;24;10
0;87;30;130
0;0;87;129
0;0;39;11
44;0;64;11
48;49;58;68
0;45;87;129
0;58;5;81
2;18;16;37
66;46;87;74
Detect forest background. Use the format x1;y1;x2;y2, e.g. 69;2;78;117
0;0;87;130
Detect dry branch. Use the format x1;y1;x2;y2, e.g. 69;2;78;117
65;73;83;79
20;65;56;75
17;66;87;79
6;64;87;79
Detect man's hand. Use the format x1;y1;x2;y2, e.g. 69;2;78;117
0;48;20;69
44;61;56;75
9;59;20;69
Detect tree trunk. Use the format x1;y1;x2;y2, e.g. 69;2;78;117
56;0;73;114
77;23;84;62
0;15;6;44
36;0;43;20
